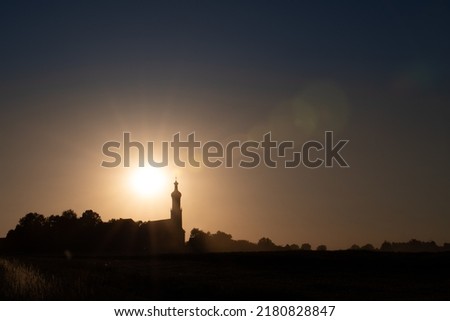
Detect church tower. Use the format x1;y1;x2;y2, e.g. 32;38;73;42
170;179;182;228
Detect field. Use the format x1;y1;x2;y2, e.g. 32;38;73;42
1;251;449;300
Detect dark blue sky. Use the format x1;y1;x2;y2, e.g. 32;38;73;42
1;1;449;248
2;2;449;88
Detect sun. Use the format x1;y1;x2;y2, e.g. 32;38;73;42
129;166;168;197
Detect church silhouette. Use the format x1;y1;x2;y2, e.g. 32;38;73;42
141;179;185;252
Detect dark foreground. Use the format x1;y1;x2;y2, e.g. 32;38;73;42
1;251;449;300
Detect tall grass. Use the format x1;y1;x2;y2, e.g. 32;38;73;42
0;258;58;299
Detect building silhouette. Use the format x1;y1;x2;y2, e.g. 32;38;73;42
141;179;185;252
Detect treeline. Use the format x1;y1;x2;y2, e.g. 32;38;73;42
346;240;450;252
2;211;449;254
186;229;450;253
4;210;182;254
2;211;321;255
379;239;450;252
186;228;326;253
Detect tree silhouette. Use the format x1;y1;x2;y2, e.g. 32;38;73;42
284;244;300;250
11;213;47;251
360;243;375;251
212;231;232;243
258;237;277;251
300;243;312;251
61;209;77;221
80;210;102;226
187;228;210;252
210;231;234;251
316;245;327;251
380;241;392;251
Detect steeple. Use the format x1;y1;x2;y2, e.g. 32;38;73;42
170;179;182;227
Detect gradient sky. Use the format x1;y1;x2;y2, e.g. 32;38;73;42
1;1;449;249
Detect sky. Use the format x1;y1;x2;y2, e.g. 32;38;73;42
1;1;449;249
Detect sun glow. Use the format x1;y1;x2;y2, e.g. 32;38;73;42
130;166;168;197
